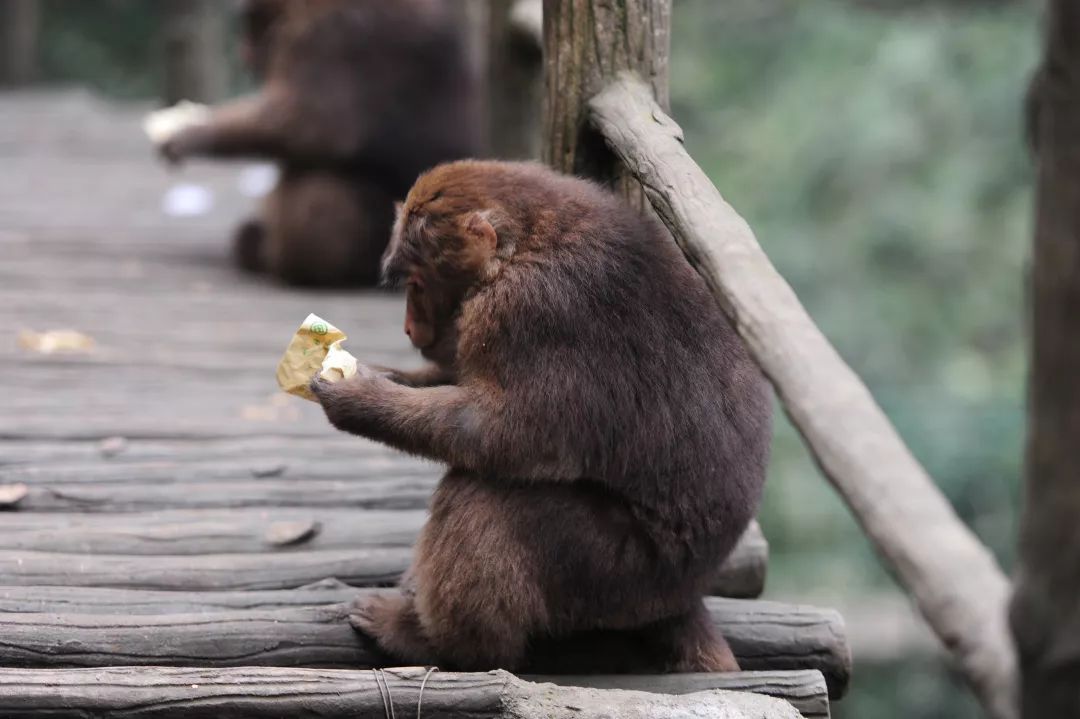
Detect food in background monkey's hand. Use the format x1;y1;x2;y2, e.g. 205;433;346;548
276;314;357;402
143;101;211;145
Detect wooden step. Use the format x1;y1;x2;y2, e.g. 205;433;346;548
0;666;829;718
0;584;849;698
0;519;768;598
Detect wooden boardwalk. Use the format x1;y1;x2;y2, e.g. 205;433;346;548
0;92;846;718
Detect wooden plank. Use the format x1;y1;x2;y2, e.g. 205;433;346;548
0;457;435;484
0;508;427;553
531;671;830;719
0;521;766;598
3;477;437;512
0;549;410;590
0;666;810;719
0;436;397;466
0;591;848;697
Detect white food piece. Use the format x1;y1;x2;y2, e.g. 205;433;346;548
143;100;211;144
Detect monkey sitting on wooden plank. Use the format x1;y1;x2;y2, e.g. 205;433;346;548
311;160;772;672
162;0;481;286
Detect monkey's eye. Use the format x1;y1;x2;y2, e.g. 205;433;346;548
406;278;425;294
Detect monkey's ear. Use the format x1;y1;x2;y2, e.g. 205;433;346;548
463;211;498;253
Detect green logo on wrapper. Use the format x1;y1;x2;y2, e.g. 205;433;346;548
310;322;329;336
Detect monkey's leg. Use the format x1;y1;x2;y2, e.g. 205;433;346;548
402;474;544;671
232;217;266;273
349;590;439;665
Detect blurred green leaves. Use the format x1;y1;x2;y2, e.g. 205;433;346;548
672;0;1035;586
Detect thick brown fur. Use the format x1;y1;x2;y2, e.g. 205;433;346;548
310;161;772;672
163;0;481;286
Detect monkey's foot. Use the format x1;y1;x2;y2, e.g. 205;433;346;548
670;633;741;673
350;592;438;665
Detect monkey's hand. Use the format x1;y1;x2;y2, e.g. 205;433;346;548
308;373;560;475
309;364;387;434
159;125;210;165
349;591;437;664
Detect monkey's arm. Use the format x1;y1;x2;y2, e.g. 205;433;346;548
161;88;361;164
373;364;456;388
310;373;575;477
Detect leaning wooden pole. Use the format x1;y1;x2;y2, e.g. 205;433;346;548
1012;2;1080;716
581;73;1017;719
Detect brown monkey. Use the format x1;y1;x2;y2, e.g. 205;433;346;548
310;160;772;672
163;0;481;286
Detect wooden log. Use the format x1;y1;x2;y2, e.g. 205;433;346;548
0;436;396;467
0;508;427;554
588;73;1012;717
4;477;436;512
0;548;410;590
0;666;806;719
0;591;848;697
0;455;430;484
531;671;830;719
0;520;766;598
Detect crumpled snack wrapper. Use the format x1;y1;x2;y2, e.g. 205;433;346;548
276;314;358;402
143;100;211;144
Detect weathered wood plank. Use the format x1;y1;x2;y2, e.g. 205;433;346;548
0;521;766;598
0;591;848;697
0;549;410;590
531;671;830;719
0;457;434;484
0;508;427;553
3;477;437;512
0;436;395;466
0;666;808;719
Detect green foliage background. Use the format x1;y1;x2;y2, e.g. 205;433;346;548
28;1;1039;716
671;2;1037;716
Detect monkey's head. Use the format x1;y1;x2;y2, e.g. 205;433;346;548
380;162;512;366
237;0;286;77
238;0;337;78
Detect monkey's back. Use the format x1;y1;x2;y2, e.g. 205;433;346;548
271;0;481;192
457;163;772;563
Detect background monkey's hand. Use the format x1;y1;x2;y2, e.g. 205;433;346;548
158;125;209;165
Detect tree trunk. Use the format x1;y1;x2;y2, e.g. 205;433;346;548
161;0;228;105
542;0;670;209
489;0;544;158
0;0;39;86
1012;2;1080;717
